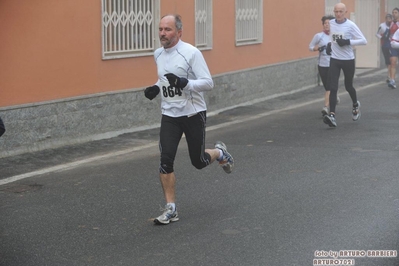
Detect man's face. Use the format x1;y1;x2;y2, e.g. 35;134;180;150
323;19;330;31
159;16;181;49
392;9;399;20
386;16;392;24
334;5;346;21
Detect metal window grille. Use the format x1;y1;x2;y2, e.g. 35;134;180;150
325;0;340;16
235;0;263;46
102;0;159;59
195;0;213;50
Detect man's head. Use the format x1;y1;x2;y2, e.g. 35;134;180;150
392;8;399;21
333;3;347;22
159;14;183;49
321;15;334;31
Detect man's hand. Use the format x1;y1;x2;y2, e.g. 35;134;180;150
336;38;350;47
318;45;326;52
164;73;188;89
326;42;332;55
144;85;160;100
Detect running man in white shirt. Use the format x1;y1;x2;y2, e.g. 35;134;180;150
323;3;367;128
144;14;234;225
376;14;393;84
309;15;336;116
390;19;399;52
387;8;399;89
389;8;399;89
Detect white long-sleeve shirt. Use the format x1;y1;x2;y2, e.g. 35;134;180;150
376;22;390;39
390;28;399;48
329;18;367;60
154;40;214;117
376;22;391;48
309;32;331;67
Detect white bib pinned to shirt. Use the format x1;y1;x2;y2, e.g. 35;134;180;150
159;80;187;103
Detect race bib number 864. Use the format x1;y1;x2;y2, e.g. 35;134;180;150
160;81;186;103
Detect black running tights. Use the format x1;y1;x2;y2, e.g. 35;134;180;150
328;58;357;113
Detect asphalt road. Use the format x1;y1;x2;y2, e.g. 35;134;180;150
1;69;399;266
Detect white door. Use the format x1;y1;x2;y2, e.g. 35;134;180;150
325;0;340;15
354;0;380;68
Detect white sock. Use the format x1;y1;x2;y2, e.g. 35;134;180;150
217;149;223;161
167;203;176;211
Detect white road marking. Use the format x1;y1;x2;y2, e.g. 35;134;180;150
0;80;384;186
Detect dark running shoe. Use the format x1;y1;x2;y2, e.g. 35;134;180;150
323;114;337;127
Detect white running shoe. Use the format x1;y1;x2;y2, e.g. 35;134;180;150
352;101;361;121
154;204;179;225
321;106;329;116
215;141;234;174
388;80;396;89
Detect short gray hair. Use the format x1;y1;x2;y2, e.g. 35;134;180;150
161;14;183;30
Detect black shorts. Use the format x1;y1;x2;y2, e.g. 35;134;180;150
382;46;391;65
390;46;399;57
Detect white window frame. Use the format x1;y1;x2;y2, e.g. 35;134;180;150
195;0;213;50
235;0;263;46
101;0;160;60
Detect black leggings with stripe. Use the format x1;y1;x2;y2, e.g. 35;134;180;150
159;111;211;174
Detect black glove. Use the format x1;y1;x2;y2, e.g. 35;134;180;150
318;45;326;52
336;38;350;47
144;85;160;100
326;42;332;55
164;73;188;89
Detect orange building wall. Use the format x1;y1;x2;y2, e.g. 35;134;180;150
0;0;157;107
0;0;325;108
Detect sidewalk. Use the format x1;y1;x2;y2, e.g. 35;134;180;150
0;67;387;183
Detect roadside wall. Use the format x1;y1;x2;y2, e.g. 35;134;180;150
0;58;317;158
